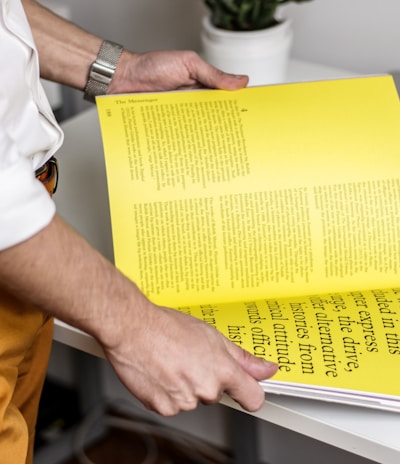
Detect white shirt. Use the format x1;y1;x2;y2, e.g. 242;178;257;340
0;0;63;250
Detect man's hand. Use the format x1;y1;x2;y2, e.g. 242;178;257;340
0;216;277;416
23;1;248;94
103;302;278;416
109;50;249;95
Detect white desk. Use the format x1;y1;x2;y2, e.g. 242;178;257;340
53;59;400;464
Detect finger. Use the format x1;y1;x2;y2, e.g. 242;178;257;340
129;378;197;417
200;389;225;406
185;51;249;90
211;68;250;90
202;66;249;90
226;339;279;381
223;363;268;412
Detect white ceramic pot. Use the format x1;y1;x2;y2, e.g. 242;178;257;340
201;16;293;87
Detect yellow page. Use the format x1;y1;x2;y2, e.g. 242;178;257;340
96;76;400;307
177;287;400;398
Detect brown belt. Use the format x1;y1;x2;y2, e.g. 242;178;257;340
35;157;58;196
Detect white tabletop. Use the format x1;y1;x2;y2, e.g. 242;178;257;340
53;59;400;463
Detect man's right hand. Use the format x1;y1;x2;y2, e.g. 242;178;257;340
0;214;277;416
103;301;278;416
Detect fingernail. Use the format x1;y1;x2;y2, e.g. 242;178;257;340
263;360;279;371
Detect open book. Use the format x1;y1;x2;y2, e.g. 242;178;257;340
96;75;400;412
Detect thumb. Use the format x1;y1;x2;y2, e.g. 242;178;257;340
227;340;279;381
213;69;250;90
207;67;249;90
189;54;249;90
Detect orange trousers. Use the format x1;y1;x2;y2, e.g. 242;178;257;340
0;157;58;463
0;289;53;464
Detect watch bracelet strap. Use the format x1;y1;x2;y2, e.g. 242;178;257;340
84;40;124;103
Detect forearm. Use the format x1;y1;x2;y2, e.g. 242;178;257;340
22;0;103;90
0;214;146;350
22;0;249;95
0;213;277;414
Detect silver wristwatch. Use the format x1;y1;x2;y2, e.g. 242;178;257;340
84;40;124;103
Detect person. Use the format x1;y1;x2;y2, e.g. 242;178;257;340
0;1;278;462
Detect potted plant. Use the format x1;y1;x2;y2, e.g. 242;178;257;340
200;0;314;85
203;0;312;31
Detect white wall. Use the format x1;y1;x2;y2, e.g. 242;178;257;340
285;0;400;74
58;0;400;74
63;0;207;53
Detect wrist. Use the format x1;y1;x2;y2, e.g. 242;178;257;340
84;40;124;103
106;50;137;94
